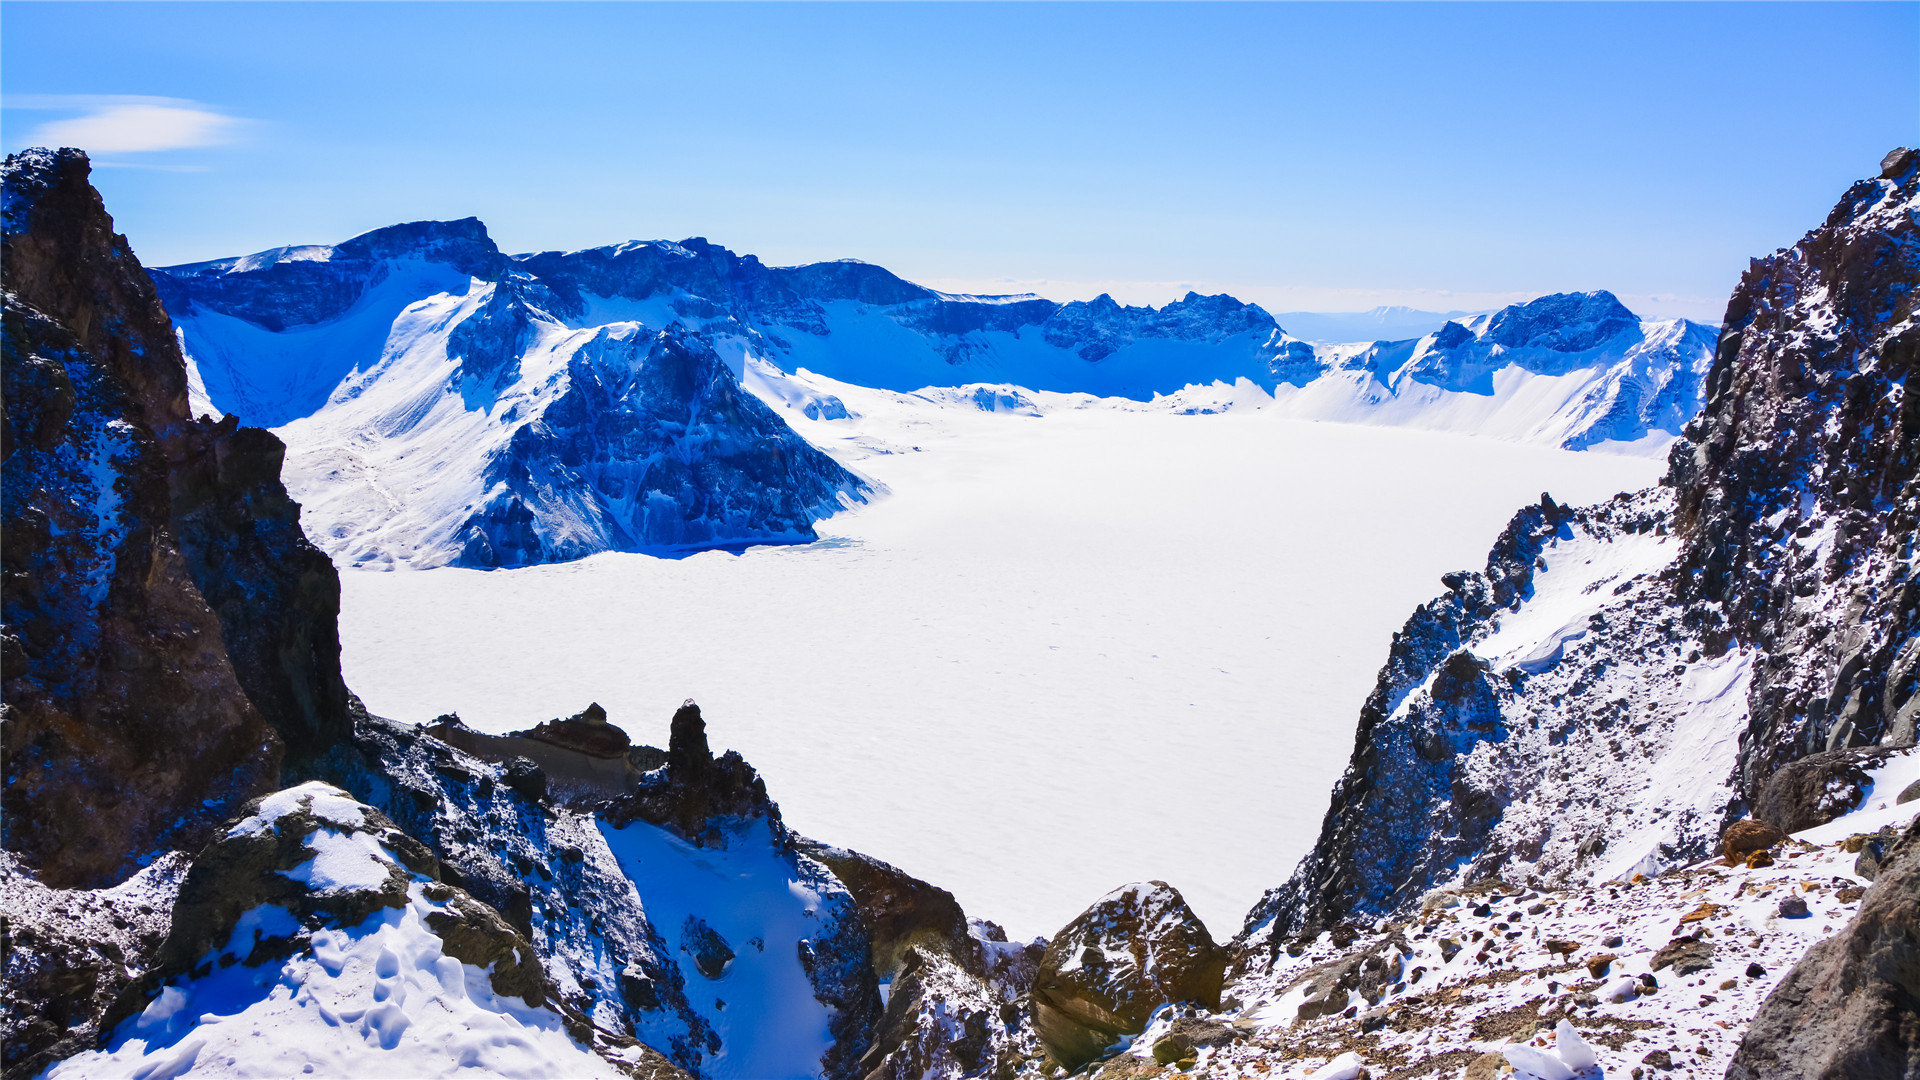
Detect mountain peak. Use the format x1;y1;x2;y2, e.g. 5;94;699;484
1481;290;1639;352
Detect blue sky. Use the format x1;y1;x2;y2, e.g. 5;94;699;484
3;3;1915;320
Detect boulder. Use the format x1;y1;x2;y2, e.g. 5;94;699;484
1728;817;1920;1079
1723;818;1787;863
1650;935;1714;976
1031;882;1225;1071
1754;748;1890;833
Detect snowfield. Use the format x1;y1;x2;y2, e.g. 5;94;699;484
339;382;1664;940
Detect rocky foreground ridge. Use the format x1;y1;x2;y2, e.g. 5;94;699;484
3;146;1917;1080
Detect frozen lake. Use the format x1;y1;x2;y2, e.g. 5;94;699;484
338;390;1663;940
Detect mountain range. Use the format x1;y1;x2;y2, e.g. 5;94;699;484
153;223;1714;569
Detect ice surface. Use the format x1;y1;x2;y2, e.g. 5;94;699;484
340;388;1662;939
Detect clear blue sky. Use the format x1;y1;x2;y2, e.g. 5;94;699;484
3;2;1915;320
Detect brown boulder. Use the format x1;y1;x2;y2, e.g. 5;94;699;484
1723;818;1787;864
1754;748;1890;834
1031;882;1225;1071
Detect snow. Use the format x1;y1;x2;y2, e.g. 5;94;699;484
227;781;366;839
42;883;626;1080
596;819;834;1079
173;260;477;428
1216;802;1890;1079
282;829;396;894
339;385;1662;940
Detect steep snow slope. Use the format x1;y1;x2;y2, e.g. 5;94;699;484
335;382;1665;940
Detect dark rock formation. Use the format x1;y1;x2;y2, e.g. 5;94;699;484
453;325;866;568
1754;746;1894;833
1669;147;1920;782
2;147;345;889
610;700;781;846
796;840;973;982
1031;882;1225;1071
1243;498;1572;938
520;702;633;759
1727;816;1920;1079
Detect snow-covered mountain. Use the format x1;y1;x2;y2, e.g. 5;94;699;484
154;223;1712;569
154;225;869;569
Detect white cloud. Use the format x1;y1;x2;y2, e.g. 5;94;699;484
7;95;244;154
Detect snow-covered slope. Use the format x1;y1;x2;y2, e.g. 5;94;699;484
154;224;1711;569
156;226;867;569
37;782;680;1080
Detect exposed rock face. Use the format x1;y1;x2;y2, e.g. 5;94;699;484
612;700;782;846
1;148;350;889
1727;817;1920;1079
452;323;866;568
154;223;872;570
1031;882;1225;1071
0;851;188;1078
1244;151;1920;947
1754;746;1894;833
1669;147;1920;782
339;704;885;1079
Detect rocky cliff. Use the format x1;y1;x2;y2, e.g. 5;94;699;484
1244;148;1919;949
1;147;350;893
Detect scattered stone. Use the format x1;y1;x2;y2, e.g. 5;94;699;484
680;916;735;979
1746;849;1775;869
1651;935;1714;976
1149;1032;1195;1066
1678;902;1724;926
1730;818;1920;1079
1643;1049;1673;1069
1603;934;1625;949
1747;962;1767;978
1777;896;1810;919
1586;952;1618;979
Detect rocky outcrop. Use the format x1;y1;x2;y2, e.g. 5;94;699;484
1754;746;1896;834
61;783;684;1080
454;324;865;568
1727;816;1920;1079
608;700;782;845
1670;146;1920;781
1;147;348;889
1031;882;1226;1071
1245;150;1920;947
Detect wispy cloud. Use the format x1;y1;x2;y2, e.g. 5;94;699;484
6;94;246;154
